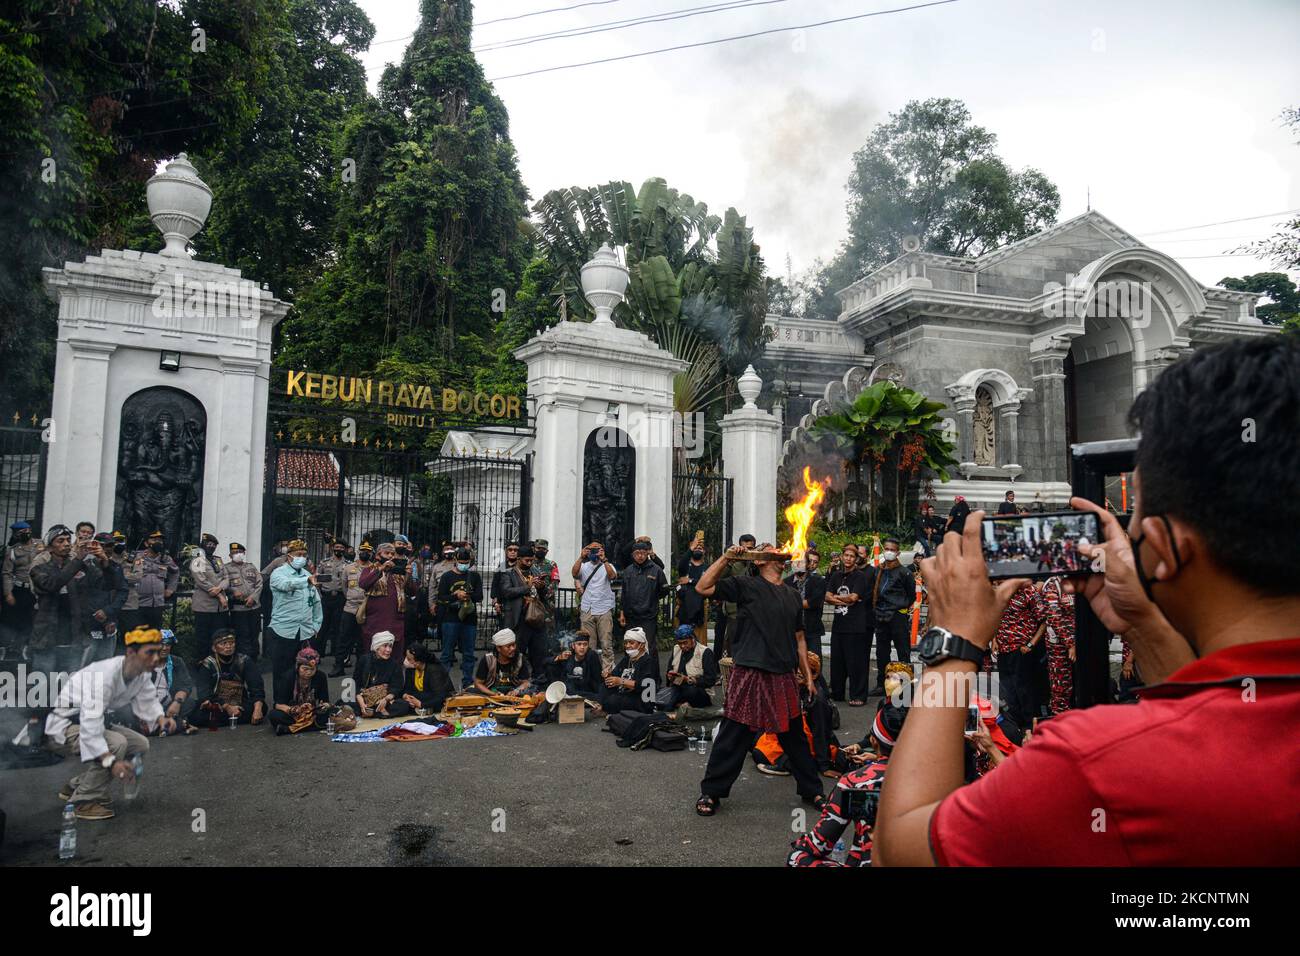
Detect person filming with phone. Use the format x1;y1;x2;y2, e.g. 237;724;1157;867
874;337;1300;866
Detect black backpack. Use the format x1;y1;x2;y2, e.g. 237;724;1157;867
607;710;665;746
635;723;690;752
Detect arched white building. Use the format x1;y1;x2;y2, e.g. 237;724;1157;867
769;210;1275;507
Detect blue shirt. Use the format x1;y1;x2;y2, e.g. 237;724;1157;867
268;563;323;640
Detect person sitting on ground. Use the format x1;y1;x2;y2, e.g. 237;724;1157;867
560;627;605;702
269;647;333;735
146;628;195;733
601;627;658;715
43;627;175;821
190;629;266;728
352;630;406;718
787;701;908;867
399;642;454;715
473;628;532;697
656;624;720;714
527;628;609;724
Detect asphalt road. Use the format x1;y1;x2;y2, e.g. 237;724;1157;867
1;661;879;867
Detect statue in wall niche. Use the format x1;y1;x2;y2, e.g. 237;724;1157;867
973;386;996;466
582;430;636;568
115;389;206;555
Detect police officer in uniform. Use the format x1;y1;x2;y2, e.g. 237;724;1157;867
189;532;228;650
120;530;179;633
331;542;370;676
222;541;263;661
2;520;43;659
81;531;127;665
315;539;350;658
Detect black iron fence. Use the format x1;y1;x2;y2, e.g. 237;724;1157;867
0;424;47;535
263;439;530;566
672;469;732;561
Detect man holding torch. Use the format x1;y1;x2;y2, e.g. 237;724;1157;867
693;543;823;816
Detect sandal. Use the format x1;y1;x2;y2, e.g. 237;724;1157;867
695;795;720;816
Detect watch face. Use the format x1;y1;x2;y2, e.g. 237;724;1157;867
919;628;947;659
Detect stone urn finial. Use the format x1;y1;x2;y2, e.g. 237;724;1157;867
580;243;629;327
737;364;762;409
147;153;213;257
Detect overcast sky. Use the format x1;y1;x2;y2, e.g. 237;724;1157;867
355;0;1299;290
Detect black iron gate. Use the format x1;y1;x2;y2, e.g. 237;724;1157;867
263;434;531;566
672;469;733;562
0;421;48;535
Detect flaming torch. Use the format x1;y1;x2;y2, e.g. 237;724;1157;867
782;466;830;561
738;467;830;561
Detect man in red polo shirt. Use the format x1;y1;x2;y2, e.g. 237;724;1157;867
874;337;1300;866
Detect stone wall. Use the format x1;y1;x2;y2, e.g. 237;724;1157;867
1072;351;1134;442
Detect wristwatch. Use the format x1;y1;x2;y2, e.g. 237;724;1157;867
916;626;985;666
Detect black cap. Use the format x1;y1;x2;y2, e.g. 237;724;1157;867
455;547;472;561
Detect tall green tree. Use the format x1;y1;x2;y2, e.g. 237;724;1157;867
1218;272;1299;331
199;0;374;298
808;98;1060;319
280;0;531;408
0;0;376;412
531;177;772;463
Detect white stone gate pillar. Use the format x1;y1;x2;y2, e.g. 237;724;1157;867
514;245;687;571
40;153;289;555
720;365;781;546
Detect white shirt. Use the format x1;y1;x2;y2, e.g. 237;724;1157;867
45;657;165;761
578;560;616;615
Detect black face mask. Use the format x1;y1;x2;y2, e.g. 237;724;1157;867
1131;515;1181;610
333;550;345;558
17;532;30;542
150;542;164;553
113;544;126;554
691;550;704;560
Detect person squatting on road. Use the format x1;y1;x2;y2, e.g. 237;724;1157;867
43;626;177;821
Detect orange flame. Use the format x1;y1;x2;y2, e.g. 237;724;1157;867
781;466;830;560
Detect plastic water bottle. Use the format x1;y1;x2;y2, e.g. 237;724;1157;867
124;754;143;801
325;714;335;735
687;728;699;753
59;803;77;861
229;713;238;730
832;837;849;864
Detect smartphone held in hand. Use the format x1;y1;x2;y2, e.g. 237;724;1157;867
981;510;1102;580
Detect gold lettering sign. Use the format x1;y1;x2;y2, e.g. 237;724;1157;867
285;371;521;420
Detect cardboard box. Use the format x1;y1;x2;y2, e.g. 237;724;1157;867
558;696;586;724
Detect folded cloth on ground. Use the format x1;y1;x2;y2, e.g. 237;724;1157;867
333;718;503;742
380;722;454;741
